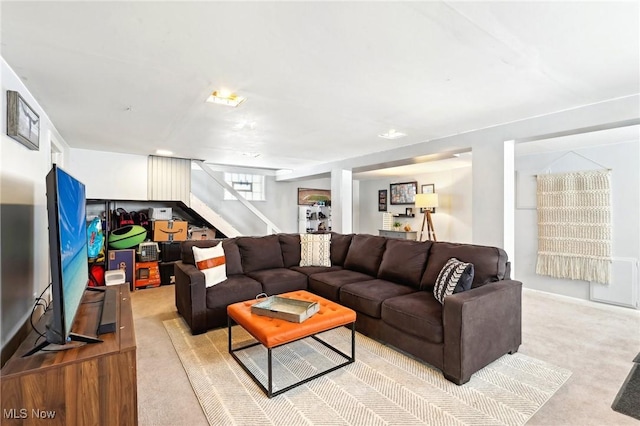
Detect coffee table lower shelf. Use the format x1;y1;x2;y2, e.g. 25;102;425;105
228;318;355;398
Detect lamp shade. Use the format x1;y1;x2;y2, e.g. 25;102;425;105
415;193;439;208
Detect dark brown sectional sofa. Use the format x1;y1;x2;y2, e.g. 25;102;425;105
174;232;522;385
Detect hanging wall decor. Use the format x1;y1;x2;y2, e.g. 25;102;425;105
389;181;417;205
298;188;331;206
536;170;612;284
6;90;40;150
378;190;387;211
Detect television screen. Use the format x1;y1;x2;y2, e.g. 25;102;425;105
46;165;89;344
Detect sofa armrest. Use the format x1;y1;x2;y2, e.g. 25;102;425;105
174;261;208;334
442;279;522;384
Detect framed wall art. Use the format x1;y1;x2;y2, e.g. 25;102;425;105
378;189;387;211
6;90;40;151
390;181;417;205
298;188;331;205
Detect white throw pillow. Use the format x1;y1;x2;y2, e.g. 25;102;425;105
192;244;227;288
299;233;331;267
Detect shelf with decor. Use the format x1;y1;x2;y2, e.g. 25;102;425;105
298;205;331;233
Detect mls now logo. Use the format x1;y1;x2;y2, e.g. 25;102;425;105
3;408;56;419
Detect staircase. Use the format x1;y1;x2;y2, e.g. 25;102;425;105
189;193;241;238
147;155;281;237
188;161;281;237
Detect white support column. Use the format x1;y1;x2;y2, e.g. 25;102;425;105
331;168;353;233
352;179;360;233
471;140;514;252
503;140;516;278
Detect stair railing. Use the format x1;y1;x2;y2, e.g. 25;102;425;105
192;160;281;235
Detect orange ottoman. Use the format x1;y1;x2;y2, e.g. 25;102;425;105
227;290;356;397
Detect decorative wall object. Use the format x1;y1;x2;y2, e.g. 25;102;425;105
382;212;394;230
420;184;436;213
298;188;331;206
378;190;387;211
6;90;40;150
536;170;612;284
390;181;417;205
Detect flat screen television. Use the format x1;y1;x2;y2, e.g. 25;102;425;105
24;165;105;356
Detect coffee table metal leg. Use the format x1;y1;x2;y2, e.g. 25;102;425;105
268;348;273;397
351;322;355;360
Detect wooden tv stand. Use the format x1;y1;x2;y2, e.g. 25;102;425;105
1;284;137;425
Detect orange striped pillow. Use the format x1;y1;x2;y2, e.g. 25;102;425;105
192;244;227;287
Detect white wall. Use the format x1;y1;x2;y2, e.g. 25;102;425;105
356;166;473;243
67;148;148;200
0;57;71;350
514;140;640;301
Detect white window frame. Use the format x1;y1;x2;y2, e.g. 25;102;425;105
224;173;265;201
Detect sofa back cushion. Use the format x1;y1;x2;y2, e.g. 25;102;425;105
180;239;243;275
421;241;508;289
236;235;285;273
378;239;432;288
279;234;301;268
343;234;387;276
330;232;353;266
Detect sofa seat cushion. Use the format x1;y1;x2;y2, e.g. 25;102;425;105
236;235;285;272
290;265;343;276
308;269;374;301
246;268;307;295
340;279;416;319
381;291;444;344
343;234;387;276
205;275;263;309
378;239;432;288
421;242;508;290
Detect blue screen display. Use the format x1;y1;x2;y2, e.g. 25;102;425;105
56;167;89;337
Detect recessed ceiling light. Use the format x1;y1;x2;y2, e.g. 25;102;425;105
155;149;174;156
206;90;246;107
378;129;407;140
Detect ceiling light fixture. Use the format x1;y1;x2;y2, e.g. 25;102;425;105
206;90;246;107
378;129;407;140
155;149;174;156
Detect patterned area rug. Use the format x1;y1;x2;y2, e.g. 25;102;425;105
164;318;571;426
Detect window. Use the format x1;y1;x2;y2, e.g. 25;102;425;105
224;173;265;201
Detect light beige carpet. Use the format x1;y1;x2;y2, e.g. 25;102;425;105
164;318;571;426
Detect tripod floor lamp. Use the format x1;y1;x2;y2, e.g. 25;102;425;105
415;193;439;241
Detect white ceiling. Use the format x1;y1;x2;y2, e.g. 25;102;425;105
515;124;640;156
1;2;638;173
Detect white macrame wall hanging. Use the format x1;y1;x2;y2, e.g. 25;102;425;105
536;169;612;285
